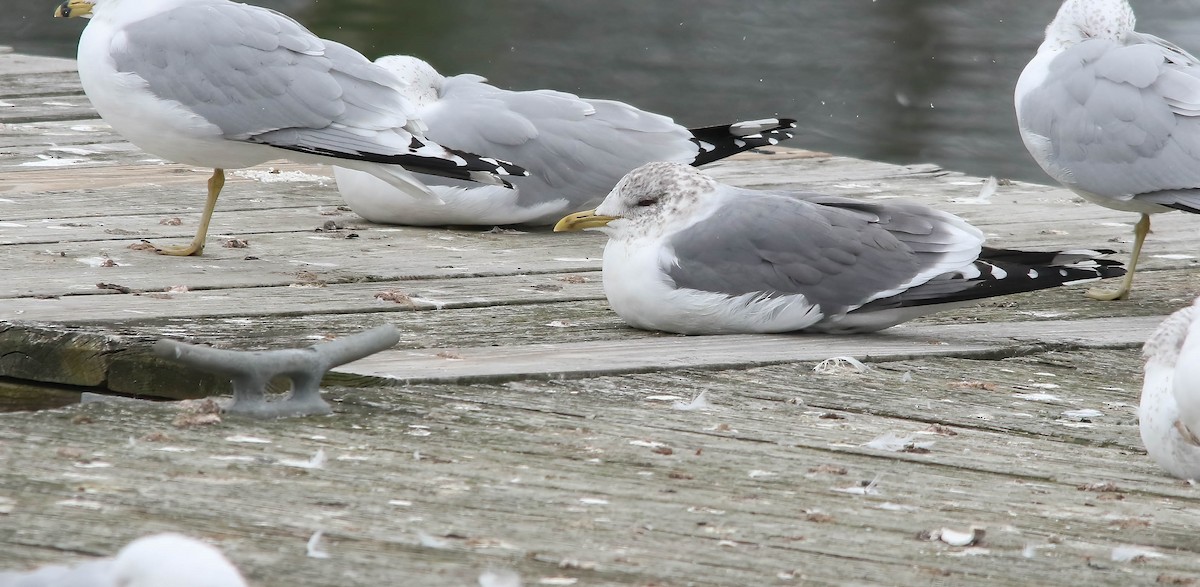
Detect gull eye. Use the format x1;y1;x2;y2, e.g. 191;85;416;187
635;198;656;207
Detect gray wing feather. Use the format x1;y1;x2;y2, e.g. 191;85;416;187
764;190;982;258
418;74;696;209
1020;36;1200;208
665;191;981;315
110;1;415;147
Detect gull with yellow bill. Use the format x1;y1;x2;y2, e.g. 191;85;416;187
556;162;1126;335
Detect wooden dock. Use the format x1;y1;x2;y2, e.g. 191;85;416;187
3;50;1200;586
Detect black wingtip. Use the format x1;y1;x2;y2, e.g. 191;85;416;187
890;255;1128;309
271;143;528;188
688;117;800;167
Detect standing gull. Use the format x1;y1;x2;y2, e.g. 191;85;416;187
554;162;1125;335
55;0;526;256
1015;0;1200;300
1140;296;1200;480
334;55;796;227
0;533;247;587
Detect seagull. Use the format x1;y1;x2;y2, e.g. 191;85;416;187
0;533;246;587
333;54;796;227
1015;0;1200;300
1140;296;1200;480
554;162;1126;335
55;0;526;256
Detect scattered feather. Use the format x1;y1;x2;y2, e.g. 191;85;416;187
921;527;986;547
19;154;86;167
976;176;998;203
629;440;667;449
1077;482;1122;493
874;502;916;512
479;569;523;587
233;169;330;184
280;449;326;469
1111;546;1165;563
673;390;711;411
49;146;101;156
864;433;935;453
55;498;103;510
644;395;684;402
833;474;882;495
417;531;450;549
813;356;870;374
953;176;999;204
1012;392;1061;402
224;435;272;444
306;530;330;559
1061;409;1104;421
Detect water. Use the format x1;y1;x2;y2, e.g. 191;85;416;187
5;1;1200;183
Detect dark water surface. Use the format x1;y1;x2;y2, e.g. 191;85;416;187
5;1;1200;183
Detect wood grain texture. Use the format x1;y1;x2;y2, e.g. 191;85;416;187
2;51;1199;587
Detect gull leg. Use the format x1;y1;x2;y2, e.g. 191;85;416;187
151;168;224;256
1087;213;1149;301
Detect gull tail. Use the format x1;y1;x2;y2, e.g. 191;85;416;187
687;118;797;166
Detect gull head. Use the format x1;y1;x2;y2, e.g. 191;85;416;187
1044;0;1135;48
374;55;444;108
553;162;718;238
53;0;96;18
112;533;247;587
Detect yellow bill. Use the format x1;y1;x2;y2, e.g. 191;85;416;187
54;0;93;18
554;209;618;232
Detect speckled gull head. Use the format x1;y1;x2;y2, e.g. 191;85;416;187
1042;0;1135;49
113;533;247;587
373;55;443;108
553;162;720;239
0;532;248;587
1140;296;1200;480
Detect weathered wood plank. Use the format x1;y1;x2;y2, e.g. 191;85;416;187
334;315;1158;385
0;119;120;150
0;272;605;322
0;70;86;99
0;93;97;124
0;231;602;299
2;368;1198;586
5;49;1200;587
0;52;78;76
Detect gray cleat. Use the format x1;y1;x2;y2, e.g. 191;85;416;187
153;325;401;418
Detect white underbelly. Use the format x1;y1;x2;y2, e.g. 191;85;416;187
334;167;569;226
601;238;823;335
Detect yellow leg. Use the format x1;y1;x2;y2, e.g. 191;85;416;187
1086;213;1149;301
151;168;225;256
